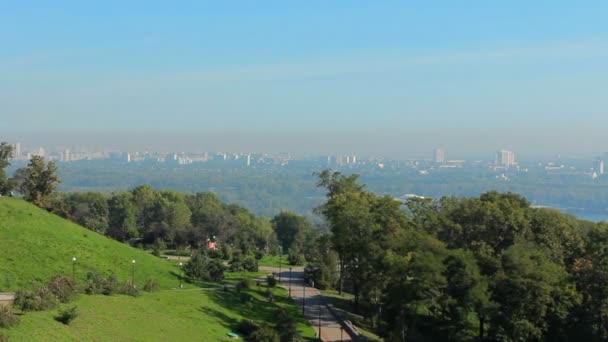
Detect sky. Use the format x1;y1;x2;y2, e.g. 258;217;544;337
1;1;607;158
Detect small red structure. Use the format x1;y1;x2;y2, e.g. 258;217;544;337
205;240;218;250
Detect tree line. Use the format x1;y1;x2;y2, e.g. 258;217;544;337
7;143;608;341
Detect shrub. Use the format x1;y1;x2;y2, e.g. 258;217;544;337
242;256;259;272
249;325;280;342
55;306;78;325
266;274;277;288
236;319;260;336
239;292;253;303
220;244;232;260
118;281;140;297
13;287;59;312
48;275;78;303
288;252;304;266
254;251;264;260
0;305;19;328
236;278;252;292
207;259;226;282
143;278;160;292
206;247;223;259
84;273;117;295
275;308;300;342
152;238;166;257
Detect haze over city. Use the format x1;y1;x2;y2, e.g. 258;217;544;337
2;1;608;157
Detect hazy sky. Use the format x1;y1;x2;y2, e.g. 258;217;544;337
1;1;607;157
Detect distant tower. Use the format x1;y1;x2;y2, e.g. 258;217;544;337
433;148;445;163
37;147;46;157
495;150;515;167
595;159;605;175
63;149;71;162
246;154;251;167
13;142;21;158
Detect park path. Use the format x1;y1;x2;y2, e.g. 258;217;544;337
0;292;15;306
260;266;353;342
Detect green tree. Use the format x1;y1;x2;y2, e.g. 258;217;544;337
19;156;60;208
271;211;313;254
0;142;14;195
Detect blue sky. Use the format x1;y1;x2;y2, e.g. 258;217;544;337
1;1;607;157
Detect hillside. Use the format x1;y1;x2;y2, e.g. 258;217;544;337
2;287;316;341
0;198;181;291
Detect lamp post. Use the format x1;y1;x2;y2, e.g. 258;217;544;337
288;267;292;297
179;262;183;288
131;259;136;288
302;279;306;315
318;298;322;341
278;246;282;283
72;257;77;281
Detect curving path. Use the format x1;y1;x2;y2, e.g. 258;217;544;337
260;266;353;342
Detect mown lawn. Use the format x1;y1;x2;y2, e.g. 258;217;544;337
0;198;183;291
1;287;316;341
259;254;302;268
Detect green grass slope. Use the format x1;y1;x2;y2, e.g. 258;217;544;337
2;287;316;341
0;198;181;291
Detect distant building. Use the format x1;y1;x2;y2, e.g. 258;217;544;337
433;148;445;163
62;149;71;162
495;150;516;167
13;142;21;159
595;159;605;175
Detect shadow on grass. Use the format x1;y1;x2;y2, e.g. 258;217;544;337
203;287;316;341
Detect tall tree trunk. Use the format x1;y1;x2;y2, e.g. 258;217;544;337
479;316;485;341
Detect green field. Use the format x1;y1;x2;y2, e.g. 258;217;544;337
258;254;298;268
0;198;184;291
2;287;316;341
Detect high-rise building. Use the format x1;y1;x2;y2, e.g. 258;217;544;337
433;148;445;163
595;158;605;175
63;149;71;162
495;150;515;167
13;142;21;158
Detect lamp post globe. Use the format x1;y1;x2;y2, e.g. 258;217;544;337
131;260;136;287
72;257;77;280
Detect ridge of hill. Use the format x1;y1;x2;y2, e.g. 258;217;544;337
0;198;181;291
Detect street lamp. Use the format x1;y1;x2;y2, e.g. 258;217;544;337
131;259;136;288
318;299;322;341
278;246;282;283
72;257;77;281
289;267;292;297
302;279;306;315
179;262;183;288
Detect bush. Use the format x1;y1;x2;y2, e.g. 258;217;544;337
48;275;78;303
249;325;280;342
266;274;277;288
0;305;19;328
236;319;259;336
143;278;160;292
242;256;259;272
254;251;264;260
206;247;223;259
239;292;253;303
13;287;59;312
207;259;226;282
152;238;166;257
275;308;300;342
118;281;140;297
288;252;304;266
236;278;252;292
55;306;78;325
84;273;117;295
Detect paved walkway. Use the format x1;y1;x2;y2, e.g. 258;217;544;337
260;266;353;342
0;292;15;306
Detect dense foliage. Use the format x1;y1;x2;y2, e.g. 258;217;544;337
310;170;608;341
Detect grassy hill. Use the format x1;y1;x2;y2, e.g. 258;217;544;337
2;287;316;341
0;198;181;291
